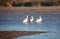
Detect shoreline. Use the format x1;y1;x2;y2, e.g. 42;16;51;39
0;31;48;39
0;6;60;13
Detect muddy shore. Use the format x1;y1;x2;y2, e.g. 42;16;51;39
0;31;48;39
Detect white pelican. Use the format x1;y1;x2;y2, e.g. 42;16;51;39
23;15;28;24
30;16;34;23
36;16;42;23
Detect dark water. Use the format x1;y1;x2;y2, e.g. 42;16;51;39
0;12;60;39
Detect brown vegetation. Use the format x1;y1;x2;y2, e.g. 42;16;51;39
0;0;60;7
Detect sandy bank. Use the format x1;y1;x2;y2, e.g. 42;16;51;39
0;6;60;13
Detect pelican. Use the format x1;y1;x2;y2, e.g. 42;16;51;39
30;16;34;23
23;15;28;24
36;16;42;23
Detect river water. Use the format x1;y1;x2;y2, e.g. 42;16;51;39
0;12;60;39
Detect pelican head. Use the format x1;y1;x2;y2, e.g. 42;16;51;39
39;16;42;19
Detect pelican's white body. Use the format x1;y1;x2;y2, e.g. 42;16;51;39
23;15;28;24
36;16;42;23
30;16;34;23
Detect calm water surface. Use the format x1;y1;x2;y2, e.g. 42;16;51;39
0;12;60;39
